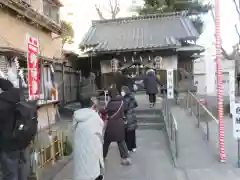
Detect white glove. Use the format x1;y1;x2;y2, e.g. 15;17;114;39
133;84;138;91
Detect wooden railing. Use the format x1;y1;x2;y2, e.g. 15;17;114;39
30;125;72;179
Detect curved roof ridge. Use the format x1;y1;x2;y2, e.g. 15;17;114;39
92;11;187;25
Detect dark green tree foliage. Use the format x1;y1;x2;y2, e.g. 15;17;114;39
136;0;211;34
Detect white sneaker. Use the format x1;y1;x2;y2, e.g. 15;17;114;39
132;148;136;152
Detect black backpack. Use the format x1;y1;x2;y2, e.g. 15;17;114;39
10;101;38;150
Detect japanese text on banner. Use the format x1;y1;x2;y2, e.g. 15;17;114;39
27;34;40;100
167;69;174;99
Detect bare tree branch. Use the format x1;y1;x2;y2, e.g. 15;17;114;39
233;0;240;20
95;0;120;20
95;4;105;20
108;0;114;14
113;0;120;17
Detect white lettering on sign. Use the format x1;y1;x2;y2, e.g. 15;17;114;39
26;34;40;100
167;69;174;99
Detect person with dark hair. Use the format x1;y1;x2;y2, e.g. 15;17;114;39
73;95;104;180
121;86;138;152
103;87;131;165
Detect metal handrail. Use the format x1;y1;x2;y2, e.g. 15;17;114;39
181;91;218;141
162;95;179;159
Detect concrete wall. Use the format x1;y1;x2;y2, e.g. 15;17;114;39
0;11;62;59
193;58;235;95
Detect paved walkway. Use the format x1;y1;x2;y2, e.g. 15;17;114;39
181;96;238;167
53;130;179;180
51;95;240;180
200;115;238;167
171;106;218;169
171;106;240;179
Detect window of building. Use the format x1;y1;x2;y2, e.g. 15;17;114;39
43;0;60;23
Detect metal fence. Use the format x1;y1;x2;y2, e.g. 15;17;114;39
180;91;218;142
162;94;179;160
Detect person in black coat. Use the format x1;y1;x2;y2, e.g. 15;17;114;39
0;78;21;149
103;87;131;165
115;71;135;93
135;69;162;107
0;78;30;180
121;86;138;152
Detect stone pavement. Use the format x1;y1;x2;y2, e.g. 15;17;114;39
52;95;179;180
171;106;217;169
171;105;240;179
51;94;240;180
52;130;179;180
200;115;238;167
189;94;240;167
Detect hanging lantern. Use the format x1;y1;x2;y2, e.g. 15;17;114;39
111;58;118;72
124;56;127;62
132;56;134;62
154;56;162;69
148;55;151;62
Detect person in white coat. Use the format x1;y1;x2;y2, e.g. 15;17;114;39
73;96;104;180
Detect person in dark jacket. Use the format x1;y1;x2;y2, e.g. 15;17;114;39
135;69;162;107
115;71;135;93
103;87;131;165
0;77;29;180
121;86;138;152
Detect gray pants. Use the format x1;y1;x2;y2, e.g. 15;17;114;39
0;149;29;180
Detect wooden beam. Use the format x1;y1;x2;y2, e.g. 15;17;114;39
0;0;62;34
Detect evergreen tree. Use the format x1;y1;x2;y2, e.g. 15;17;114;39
135;0;211;34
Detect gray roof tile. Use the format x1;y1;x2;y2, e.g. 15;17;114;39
80;12;199;52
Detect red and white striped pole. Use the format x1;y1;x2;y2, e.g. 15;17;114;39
215;0;226;162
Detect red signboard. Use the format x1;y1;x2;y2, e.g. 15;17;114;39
26;34;40;100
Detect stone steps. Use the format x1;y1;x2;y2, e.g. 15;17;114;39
136;108;164;130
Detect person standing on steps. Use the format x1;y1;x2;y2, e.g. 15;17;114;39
103;87;131;165
121;86;138;152
134;69;162;108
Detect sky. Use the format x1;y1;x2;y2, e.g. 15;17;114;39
60;0;240;54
